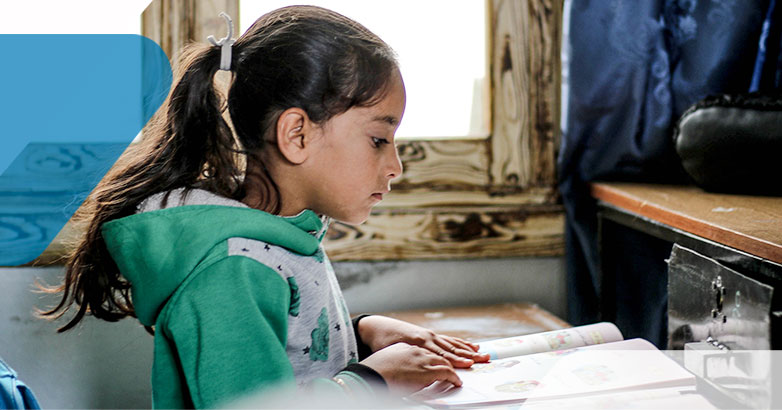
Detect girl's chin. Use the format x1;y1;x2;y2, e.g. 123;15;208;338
331;210;371;226
334;215;369;226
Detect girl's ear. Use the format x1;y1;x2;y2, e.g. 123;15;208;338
275;108;312;165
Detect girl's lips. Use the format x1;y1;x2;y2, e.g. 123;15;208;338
371;193;383;201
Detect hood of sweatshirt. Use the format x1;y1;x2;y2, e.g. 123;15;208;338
101;188;328;326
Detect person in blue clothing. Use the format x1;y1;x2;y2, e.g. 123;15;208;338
41;5;489;408
0;358;40;409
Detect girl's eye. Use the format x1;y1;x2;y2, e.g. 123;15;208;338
371;137;390;148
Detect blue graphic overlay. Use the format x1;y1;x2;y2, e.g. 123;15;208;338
0;35;172;265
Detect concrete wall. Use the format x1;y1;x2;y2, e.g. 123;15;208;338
0;257;565;408
338;258;566;317
1;266;154;409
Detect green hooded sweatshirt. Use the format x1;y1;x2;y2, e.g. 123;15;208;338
102;189;382;408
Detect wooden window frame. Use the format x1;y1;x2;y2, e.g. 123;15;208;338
141;0;565;262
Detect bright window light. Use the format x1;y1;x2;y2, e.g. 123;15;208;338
0;0;145;34
240;1;488;138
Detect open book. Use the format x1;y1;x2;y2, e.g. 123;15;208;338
409;323;697;408
477;322;624;360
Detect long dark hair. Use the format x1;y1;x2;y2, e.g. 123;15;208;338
41;5;398;332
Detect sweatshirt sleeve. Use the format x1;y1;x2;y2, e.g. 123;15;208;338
351;314;375;360
307;363;387;401
161;256;293;408
160;256;383;408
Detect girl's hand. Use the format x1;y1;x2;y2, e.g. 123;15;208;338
357;315;490;368
360;342;462;394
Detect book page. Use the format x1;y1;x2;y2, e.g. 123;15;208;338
486;386;717;410
478;322;623;360
416;339;695;408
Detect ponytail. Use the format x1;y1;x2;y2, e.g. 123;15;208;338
40;43;248;331
167;44;241;195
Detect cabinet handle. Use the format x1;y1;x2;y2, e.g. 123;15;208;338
711;275;725;320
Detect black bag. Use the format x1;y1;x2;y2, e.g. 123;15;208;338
673;92;782;196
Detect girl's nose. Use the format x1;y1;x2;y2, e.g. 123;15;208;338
387;146;403;180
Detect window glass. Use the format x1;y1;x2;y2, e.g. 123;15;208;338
240;0;487;138
0;1;143;34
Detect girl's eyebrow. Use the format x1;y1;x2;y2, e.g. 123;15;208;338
373;115;399;127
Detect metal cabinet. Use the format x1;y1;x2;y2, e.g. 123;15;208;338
592;183;782;349
592;183;782;408
668;244;776;350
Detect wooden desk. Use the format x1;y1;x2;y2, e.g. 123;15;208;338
591;183;782;264
592;182;782;349
373;303;569;342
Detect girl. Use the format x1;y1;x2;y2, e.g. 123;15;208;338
43;5;488;408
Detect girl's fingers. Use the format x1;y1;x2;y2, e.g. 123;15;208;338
425;364;463;387
434;338;490;364
425;349;454;367
442;351;475;368
446;336;480;352
428;341;476;368
460;347;491;362
433;337;462;355
454;347;490;361
447;338;482;356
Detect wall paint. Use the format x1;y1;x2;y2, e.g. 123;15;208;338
0;257;565;408
337;258;566;318
0;266;154;409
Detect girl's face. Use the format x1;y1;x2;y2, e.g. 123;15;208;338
301;71;406;224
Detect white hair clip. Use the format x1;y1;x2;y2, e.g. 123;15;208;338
207;12;236;71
